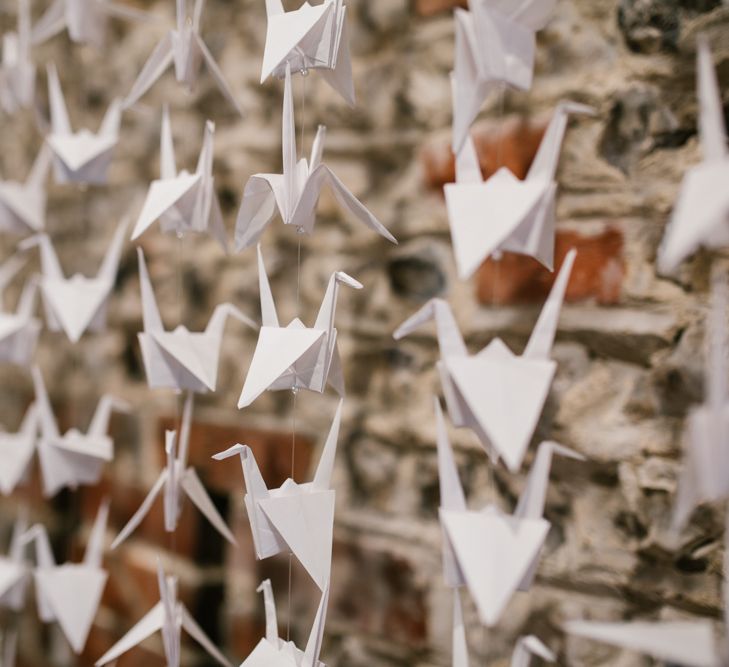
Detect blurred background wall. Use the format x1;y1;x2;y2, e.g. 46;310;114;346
0;0;728;665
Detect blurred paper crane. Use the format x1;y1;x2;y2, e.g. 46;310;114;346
395;251;576;472
32;366;130;497
124;0;242;114
0;144;51;235
658;36;729;275
235;63;396;251
510;636;555;667
262;0;354;106
445;103;593;279
45;64;122;185
137;247;256;393
0;254;41;366
95;559;232;667
214;399;342;591
0;403;38;495
237;245;362;409
132;106;228;251
21;218;128;343
0;0;35;114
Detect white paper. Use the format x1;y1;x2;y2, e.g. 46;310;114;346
96;559;232;667
446;102;593;278
0;403;38;495
20;217;128;343
132;106;229;251
657;36;729;274
214;399;342;592
137;247;256;393
0;0;35;115
238;245;361;408
510;635;555;667
112;392;236;548
452;589;469;667
235;64;396;251
32;366;129;497
0;143;51;235
395;251;576;472
123;0;242;114
45;64;121;185
0;513;30;613
262;0;354;106
0;254;41;366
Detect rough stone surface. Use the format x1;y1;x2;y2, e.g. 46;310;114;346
0;1;728;666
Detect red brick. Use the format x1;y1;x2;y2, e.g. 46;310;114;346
415;0;466;17
421;116;548;191
477;228;625;306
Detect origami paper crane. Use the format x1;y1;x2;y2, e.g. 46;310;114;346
46;64;122;185
0;143;52;235
237;245;361;408
445;102;592;279
0;513;31;613
112;392;236;548
658;37;729;274
395;251;576;472
564;620;720;667
239;578;329;667
510;636;555;667
137;247;256;393
124;0;242;114
235;64;396;251
21;501;109;654
96;559;232;667
261;0;354;106
132;107;228;251
0;403;38;495
32;366;129;498
451;0;556;152
673;271;729;531
0;0;35;115
435;398;582;626
214;399;342;591
32;0;151;47
0;254;41;366
20;218;128;343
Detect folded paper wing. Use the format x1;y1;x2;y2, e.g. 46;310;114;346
137;248;256;393
0;143;51;235
658;36;729;275
0;514;31;612
0;0;36;115
262;0;354;106
0;403;38;495
235;64;395;251
510;635;555;667
0;255;41;366
238;245;360;408
215;399;342;592
564;620;720;667
46;63;121;185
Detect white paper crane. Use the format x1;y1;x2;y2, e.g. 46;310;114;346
95;559;232;667
261;0;354;107
0;254;41;366
510;636;555;667
137;247;256;393
32;365;130;498
0;144;52;235
45;64;122;185
445;102;592;279
435;399;581;626
20;218;128;343
0;403;38;495
240;578;329;667
123;0;242;115
238;245;362;409
21;501;109;654
132;107;228;251
564;620;720;667
0;0;35;115
0;513;31;613
451;0;556;152
214;399;342;592
112;392;236;548
657;37;729;275
32;0;151;47
673;271;729;531
395;250;575;472
235;64;396;251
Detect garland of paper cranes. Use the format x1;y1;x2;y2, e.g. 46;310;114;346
0;0;725;665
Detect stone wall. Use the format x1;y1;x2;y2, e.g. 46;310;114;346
0;0;728;665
